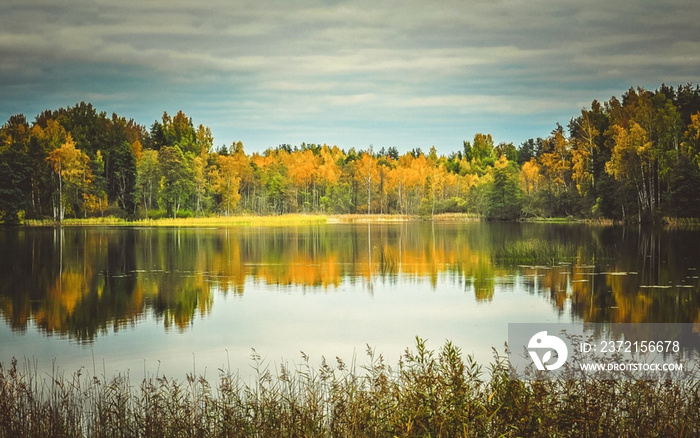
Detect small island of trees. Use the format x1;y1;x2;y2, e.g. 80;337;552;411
1;84;700;224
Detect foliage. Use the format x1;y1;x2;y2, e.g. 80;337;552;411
46;135;94;221
157;146;193;218
134;150;160;214
3;85;700;224
487;156;522;220
0;143;31;224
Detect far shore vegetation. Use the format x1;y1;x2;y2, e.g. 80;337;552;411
18;212;698;228
1;339;697;438
20;212;486;227
2;84;700;226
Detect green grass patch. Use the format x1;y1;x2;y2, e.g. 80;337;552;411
493;239;612;265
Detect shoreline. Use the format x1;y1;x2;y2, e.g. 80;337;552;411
21;213;482;227
13;213;700;227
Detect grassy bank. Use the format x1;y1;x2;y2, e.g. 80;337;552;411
18;214;700;228
1;340;697;437
23;214;331;227
21;213;483;227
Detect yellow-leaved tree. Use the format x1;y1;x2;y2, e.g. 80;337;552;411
46;134;93;221
570;113;599;197
606;122;654;220
355;152;379;214
214;154;241;216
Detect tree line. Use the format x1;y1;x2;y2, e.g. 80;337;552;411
1;84;700;224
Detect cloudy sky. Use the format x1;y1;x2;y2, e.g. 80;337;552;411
1;0;699;153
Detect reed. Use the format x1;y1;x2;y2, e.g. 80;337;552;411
429;212;481;222
522;216;582;223
493;239;612;266
1;339;698;437
664;217;700;227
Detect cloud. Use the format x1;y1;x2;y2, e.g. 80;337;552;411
1;0;699;152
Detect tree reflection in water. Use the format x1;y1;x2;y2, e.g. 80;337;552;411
0;223;699;342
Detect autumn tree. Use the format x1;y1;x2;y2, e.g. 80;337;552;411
251;150;291;214
47;135;94;221
401;152;430;214
191;155;210;216
420;162;449;216
286;149;318;212
519;158;544;217
570;111;599;198
681;112;700;163
214;154;241;216
539;125;571;194
355;151;379;214
196;124;213;156
606;122;654;221
29;119;68;217
82;150;108;217
222;142;255;212
316;145;343;212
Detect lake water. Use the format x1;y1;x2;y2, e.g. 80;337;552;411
1;222;699;380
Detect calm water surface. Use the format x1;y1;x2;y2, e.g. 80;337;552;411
1;222;699;379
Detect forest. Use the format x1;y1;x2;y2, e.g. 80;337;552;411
1;84;700;224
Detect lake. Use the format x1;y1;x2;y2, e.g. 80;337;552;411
1;222;699;380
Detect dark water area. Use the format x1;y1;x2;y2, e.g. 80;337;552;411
1;223;698;378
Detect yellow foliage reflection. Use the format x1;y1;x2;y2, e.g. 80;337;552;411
1;224;699;341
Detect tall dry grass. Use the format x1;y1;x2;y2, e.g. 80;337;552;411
1;339;698;437
23;214;329;228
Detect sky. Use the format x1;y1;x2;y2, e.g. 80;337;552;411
1;0;699;154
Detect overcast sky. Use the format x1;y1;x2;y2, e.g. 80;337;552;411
1;0;699;153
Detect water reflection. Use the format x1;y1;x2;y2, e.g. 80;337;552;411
0;223;699;342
